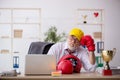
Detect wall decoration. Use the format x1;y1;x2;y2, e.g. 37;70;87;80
94;12;99;17
77;9;102;24
82;15;88;24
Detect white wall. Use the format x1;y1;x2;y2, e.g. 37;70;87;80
0;0;120;72
103;0;120;66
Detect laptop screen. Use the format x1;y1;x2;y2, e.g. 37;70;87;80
25;54;56;75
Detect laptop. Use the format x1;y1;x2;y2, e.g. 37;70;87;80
25;54;56;75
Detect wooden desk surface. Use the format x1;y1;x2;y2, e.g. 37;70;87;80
0;72;120;80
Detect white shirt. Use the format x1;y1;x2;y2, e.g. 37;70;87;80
47;42;96;72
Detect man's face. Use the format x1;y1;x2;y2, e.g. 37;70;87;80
67;35;80;51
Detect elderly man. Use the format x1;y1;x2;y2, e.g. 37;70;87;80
47;28;96;74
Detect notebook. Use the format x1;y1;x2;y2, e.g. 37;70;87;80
25;54;56;75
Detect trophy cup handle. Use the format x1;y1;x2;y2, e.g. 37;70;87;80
113;48;116;57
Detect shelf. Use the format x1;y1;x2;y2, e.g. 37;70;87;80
12;37;41;39
77;23;103;25
76;8;104;54
0;23;12;24
0;8;41;55
0;36;11;38
13;22;40;24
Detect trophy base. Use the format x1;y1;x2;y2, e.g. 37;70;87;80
102;70;112;76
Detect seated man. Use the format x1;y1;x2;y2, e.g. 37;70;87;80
47;28;96;73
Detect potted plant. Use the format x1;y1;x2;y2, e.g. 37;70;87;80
44;26;66;43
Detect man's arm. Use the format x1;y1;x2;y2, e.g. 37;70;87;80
88;52;95;65
80;35;95;65
81;50;96;72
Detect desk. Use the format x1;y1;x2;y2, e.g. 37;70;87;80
0;72;120;80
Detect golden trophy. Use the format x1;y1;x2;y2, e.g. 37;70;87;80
101;48;116;75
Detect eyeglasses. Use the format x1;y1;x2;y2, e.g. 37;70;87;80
68;35;80;44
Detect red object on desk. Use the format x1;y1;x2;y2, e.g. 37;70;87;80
102;70;112;76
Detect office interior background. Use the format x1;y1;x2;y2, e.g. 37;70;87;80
0;0;120;74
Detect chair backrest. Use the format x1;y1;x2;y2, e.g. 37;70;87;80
28;41;54;54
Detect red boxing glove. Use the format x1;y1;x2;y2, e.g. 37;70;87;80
80;35;95;51
57;60;73;74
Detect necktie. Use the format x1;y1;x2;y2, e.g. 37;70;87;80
66;49;77;67
66;49;75;54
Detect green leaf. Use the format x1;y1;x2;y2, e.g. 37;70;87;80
44;26;66;43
